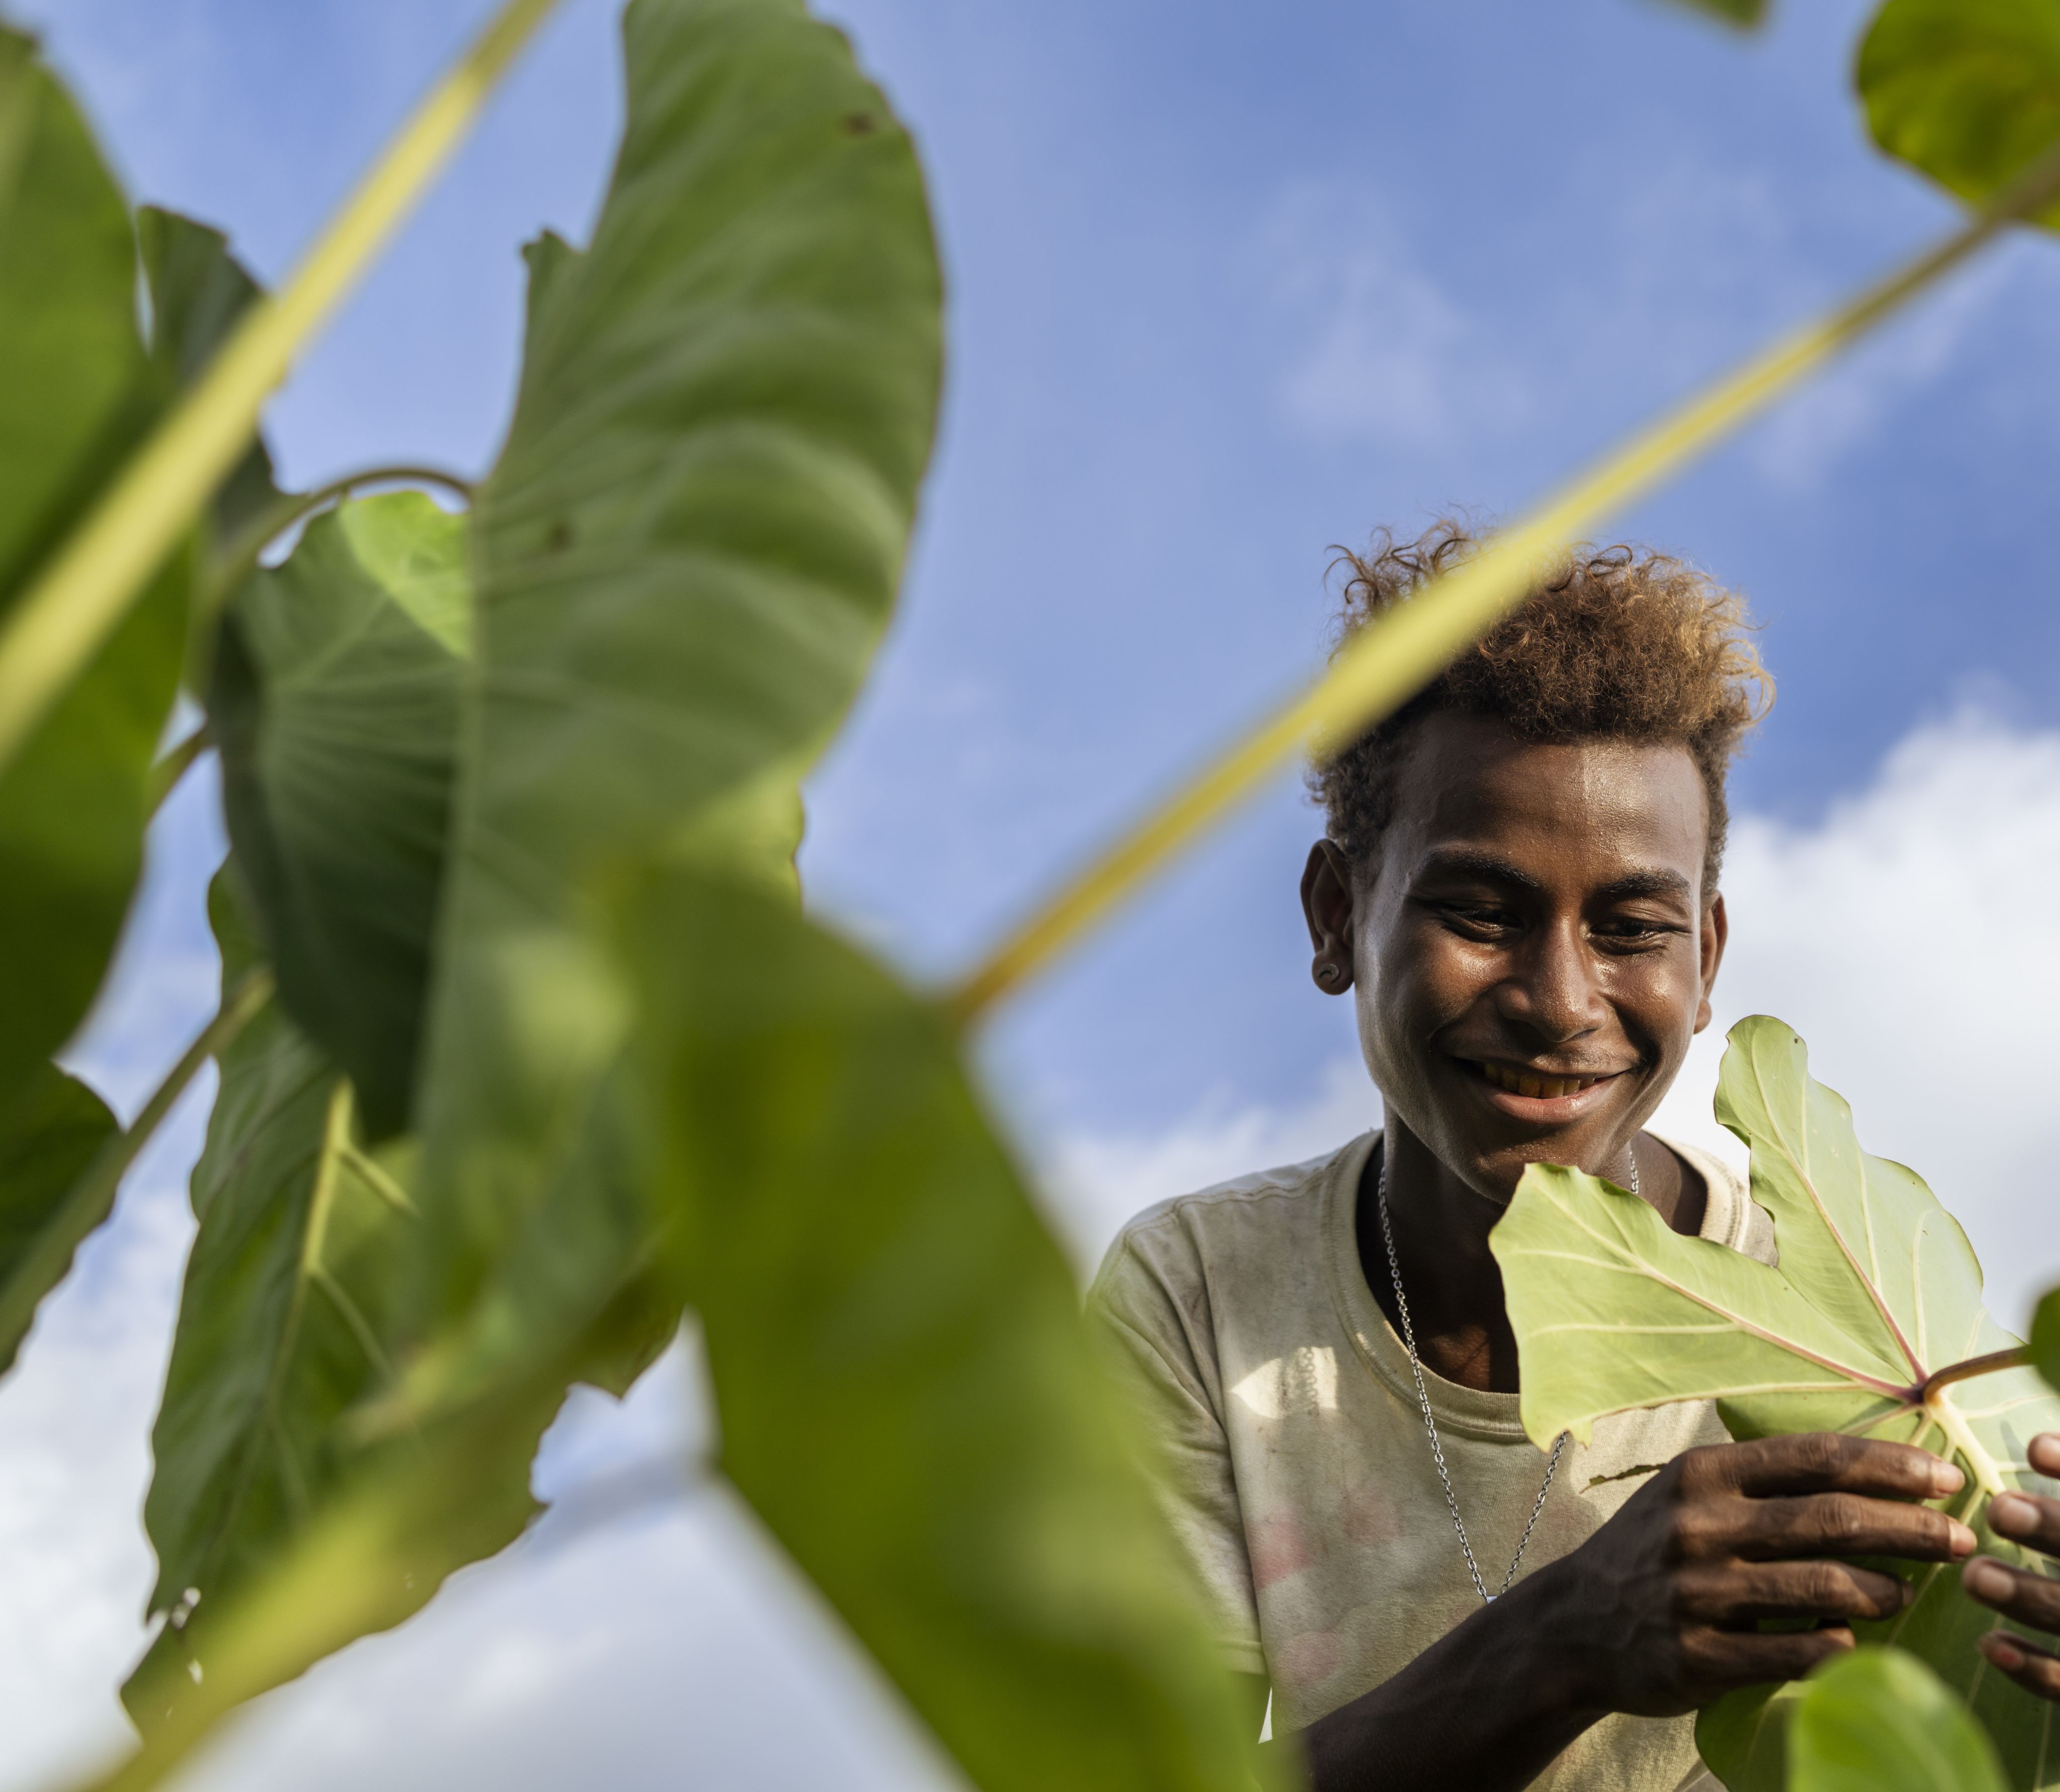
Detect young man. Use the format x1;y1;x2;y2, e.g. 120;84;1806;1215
1089;524;2060;1789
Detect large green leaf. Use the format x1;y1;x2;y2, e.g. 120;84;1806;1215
1492;1016;2060;1790
209;494;469;1140
0;32;190;1113
0;1061;118;1374
1787;1648;2009;1792
1858;0;2060;232
135;206;280;541
617;865;1280;1792
129;874;432;1720
404;0;941;1390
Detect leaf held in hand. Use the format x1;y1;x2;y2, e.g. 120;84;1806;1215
1494;1016;2060;1790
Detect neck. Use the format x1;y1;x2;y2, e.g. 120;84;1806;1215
1360;1120;1694;1395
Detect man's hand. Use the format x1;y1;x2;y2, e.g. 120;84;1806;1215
1966;1431;2060;1697
1296;1432;1971;1792
1531;1431;1972;1717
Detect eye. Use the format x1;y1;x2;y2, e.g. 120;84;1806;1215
1592;915;1681;950
1439;901;1519;937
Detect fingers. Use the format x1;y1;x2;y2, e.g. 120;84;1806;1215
1705;1433;1963;1501
1964;1555;2060;1632
1732;1491;1975;1564
1989;1489;2060;1559
1673;1559;1910;1625
1979;1630;2060;1702
1682;1623;1855;1689
2030;1433;2060;1480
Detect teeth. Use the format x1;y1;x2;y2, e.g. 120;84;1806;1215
1480;1062;1600;1098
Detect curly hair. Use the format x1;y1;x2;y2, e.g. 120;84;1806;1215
1312;520;1771;893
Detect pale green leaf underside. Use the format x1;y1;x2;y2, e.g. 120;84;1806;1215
1495;1017;2060;1790
1787;1647;2009;1792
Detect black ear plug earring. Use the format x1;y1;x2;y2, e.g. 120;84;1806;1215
1317;962;1344;986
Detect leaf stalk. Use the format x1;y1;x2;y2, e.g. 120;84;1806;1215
0;0;560;783
942;136;2060;1026
200;463;475;623
1919;1346;2030;1403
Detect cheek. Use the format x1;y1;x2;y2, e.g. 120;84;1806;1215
1607;948;1706;1053
1357;923;1491;1052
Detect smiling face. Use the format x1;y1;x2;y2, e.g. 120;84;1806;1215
1305;710;1726;1204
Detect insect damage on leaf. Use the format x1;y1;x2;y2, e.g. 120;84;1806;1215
1492;1015;2060;1790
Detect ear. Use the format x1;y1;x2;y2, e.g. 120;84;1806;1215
1300;839;1357;995
1693;891;1729;1034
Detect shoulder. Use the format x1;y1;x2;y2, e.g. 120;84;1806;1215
1086;1132;1374;1348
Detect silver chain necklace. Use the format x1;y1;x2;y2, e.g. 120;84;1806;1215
1374;1144;1637;1603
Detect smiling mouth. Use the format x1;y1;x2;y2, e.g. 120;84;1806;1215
1473;1060;1621;1100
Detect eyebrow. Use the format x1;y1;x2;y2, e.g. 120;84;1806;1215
1411;850;1693;904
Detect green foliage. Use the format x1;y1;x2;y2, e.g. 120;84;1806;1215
405;0;941;1398
618;867;1278;1792
1787;1647;2009;1792
129;877;431;1718
209;494;469;1140
0;30;191;1114
0;1063;117;1374
1495;1017;2060;1790
1859;0;2060;231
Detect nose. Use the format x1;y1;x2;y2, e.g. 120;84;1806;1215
1492;915;1607;1045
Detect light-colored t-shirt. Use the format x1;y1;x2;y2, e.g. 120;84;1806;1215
1087;1129;1777;1792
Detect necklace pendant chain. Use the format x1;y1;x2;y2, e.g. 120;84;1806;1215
1374;1143;1638;1604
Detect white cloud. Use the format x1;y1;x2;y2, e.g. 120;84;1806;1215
1052;708;2060;1333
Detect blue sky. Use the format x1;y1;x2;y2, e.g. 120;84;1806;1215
8;0;2060;1785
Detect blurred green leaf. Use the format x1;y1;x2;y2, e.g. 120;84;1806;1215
210;494;470;1140
617;865;1281;1792
2029;1284;2060;1390
128;875;432;1721
1661;0;1768;28
1858;0;2060;232
135;207;280;540
0;1061;117;1375
405;0;941;1393
1786;1647;2008;1792
1497;1019;2060;1789
0;30;190;1114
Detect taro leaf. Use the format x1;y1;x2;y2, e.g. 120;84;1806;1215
1857;0;2060;233
1492;1015;2060;1791
1785;1647;2009;1792
209;494;470;1141
128;874;442;1722
616;865;1282;1792
0;1062;118;1375
404;0;941;1394
136;206;280;540
0;30;190;1114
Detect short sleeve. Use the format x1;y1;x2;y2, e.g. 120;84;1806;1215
1088;1230;1265;1675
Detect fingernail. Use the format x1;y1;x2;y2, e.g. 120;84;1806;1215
1950;1519;1978;1558
1965;1558;2012;1598
1933;1461;1967;1496
1984;1635;2025;1672
1991;1494;2038;1533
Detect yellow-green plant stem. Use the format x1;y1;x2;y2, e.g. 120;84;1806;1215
0;0;561;783
0;967;273;1364
945;139;2060;1027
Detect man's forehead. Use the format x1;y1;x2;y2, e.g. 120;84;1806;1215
1387;713;1708;879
